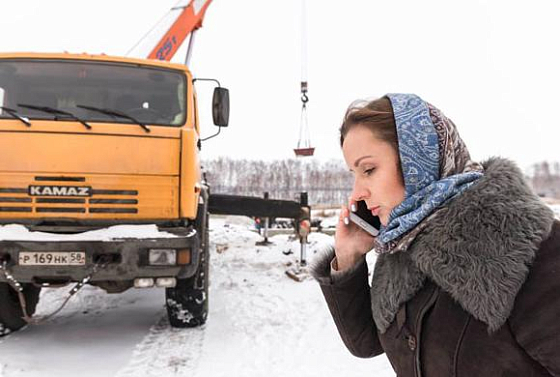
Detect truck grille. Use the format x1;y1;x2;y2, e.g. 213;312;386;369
0;176;139;214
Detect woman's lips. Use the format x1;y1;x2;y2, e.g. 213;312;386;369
370;206;381;216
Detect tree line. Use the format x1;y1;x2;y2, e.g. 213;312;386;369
529;161;560;199
202;158;353;206
202;158;560;206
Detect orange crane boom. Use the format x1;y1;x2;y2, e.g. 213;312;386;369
148;0;213;61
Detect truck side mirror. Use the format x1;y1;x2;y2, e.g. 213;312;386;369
212;87;229;127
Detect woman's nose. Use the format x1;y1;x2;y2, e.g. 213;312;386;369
351;181;369;202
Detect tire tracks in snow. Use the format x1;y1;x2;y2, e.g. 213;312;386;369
114;313;206;377
195;230;330;376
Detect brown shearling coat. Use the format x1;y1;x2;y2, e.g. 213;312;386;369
312;158;560;376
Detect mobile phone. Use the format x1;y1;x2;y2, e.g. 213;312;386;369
348;200;381;237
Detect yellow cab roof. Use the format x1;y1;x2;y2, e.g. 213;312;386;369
0;52;191;74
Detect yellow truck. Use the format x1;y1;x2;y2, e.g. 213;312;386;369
0;52;230;334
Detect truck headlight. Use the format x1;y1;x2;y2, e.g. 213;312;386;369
149;249;177;266
134;278;154;288
156;277;177;288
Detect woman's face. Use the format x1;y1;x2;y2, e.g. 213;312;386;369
342;125;405;226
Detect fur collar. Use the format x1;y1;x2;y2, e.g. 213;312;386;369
371;157;555;333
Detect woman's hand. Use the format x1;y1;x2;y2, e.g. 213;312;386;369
334;199;377;271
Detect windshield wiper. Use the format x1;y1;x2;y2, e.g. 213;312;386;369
0;106;32;127
17;104;92;130
76;104;150;133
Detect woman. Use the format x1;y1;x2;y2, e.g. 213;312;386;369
311;93;559;376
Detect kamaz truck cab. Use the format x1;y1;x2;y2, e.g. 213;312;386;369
0;52;229;334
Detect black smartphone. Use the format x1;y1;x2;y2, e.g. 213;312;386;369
348;200;381;237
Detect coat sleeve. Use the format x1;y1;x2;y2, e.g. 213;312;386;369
310;246;384;358
508;222;560;375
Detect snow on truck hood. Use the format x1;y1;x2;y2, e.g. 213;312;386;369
0;224;180;242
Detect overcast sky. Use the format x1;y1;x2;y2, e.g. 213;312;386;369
1;0;559;170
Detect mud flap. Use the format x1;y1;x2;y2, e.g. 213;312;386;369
0;282;41;336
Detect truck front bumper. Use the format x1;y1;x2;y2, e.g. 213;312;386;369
0;228;199;284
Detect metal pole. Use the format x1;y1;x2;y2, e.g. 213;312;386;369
263;218;269;243
300;241;307;267
262;192;269;243
185;30;197;66
300;192;309;266
256;192;272;246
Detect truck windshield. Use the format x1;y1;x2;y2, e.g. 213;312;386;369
0;59;187;127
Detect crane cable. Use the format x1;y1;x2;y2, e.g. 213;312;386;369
296;0;312;152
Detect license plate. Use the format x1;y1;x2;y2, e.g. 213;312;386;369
19;252;86;266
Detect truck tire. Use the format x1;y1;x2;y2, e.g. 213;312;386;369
166;203;209;328
0;282;41;336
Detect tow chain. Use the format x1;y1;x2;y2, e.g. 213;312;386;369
0;255;111;325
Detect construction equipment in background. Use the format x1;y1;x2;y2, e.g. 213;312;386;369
208;192;311;282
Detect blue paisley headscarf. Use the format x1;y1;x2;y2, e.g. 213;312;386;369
375;93;484;254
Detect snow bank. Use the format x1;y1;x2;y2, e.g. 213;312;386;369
0;224;180;242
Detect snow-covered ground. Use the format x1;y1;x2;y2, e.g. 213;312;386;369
0;215;394;377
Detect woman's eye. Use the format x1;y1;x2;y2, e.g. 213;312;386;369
364;168;375;176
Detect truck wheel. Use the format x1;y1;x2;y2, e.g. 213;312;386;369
166;205;209;328
0;282;41;336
